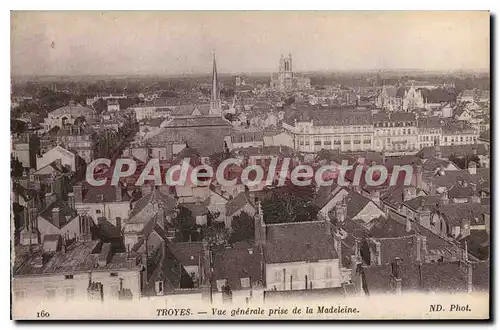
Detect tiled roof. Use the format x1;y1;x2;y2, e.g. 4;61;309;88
40;200;78;229
264;221;338;264
225;192;255;217
50;104;94;117
417;144;488;159
146;125;234;157
212;246;263;291
285;108;372;126
129;188;176;223
162;115;231;128
312;183;341;209
377;235;420;265
422;157;453;172
437;203;489;227
168;242;204;266
81;184;131;204
402;195;441;212
363;261;471;294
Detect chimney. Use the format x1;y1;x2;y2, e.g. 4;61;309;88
415;164;423;189
406;217;412;232
371;190;381;207
421;236;427;260
323;213;331;235
354;238;361;259
45;192;56;207
467;263;473;293
73;184;83;203
254;201;266;245
116;217;122;233
52;207;60;228
115;185;123;202
468;161;477;175
371;238;382;266
335;201;347;225
441;189;449;205
67;192;75;209
392;257;402;295
416;236;421;261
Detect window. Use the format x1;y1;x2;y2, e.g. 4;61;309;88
65;287;75;300
325;267;332;279
14;290;26;301
274;270;282;282
110;272;119;277
155;281;164;295
323;140;331;145
65;274;74;280
240;277;250;289
45;288;56;300
216;279;226;291
343;139;351;145
314;140;322;146
96;209;101;214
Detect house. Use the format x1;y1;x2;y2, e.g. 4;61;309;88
430;202;490;239
357;259;482;295
74;183;133;227
169;242;204;286
254;202;342;291
13;240;141;303
107;100;120;112
225;191;257;228
459;90;475;103
124;188;176;251
327;190;385;227
36;145;85;173
210;245;265;303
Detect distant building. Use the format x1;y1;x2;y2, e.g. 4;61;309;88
283;107;373;153
42;101;95;132
107;100;120;112
270;53;311;91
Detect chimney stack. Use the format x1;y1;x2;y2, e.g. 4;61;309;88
415;164;423;189
115;185;123;202
52;207;60;228
416;236;421;261
335;200;347;225
73;184;83;203
67;192;75;209
392;257;403;295
441;189;449;205
468;161;477;175
254;201;266;245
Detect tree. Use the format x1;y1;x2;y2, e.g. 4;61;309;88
11;156;24;178
229;211;254;243
261;183;318;224
172;206;195;242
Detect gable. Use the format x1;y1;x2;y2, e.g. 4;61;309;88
319;188;349;215
353;202;384;224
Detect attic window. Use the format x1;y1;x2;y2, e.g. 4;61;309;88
65;274;74;280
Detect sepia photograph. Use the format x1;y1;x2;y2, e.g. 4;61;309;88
9;10;491;320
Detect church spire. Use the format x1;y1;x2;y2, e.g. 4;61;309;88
210;51;221;115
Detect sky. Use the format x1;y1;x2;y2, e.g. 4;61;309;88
11;11;490;76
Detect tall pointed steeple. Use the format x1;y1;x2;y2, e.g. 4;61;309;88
210;51;221;115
